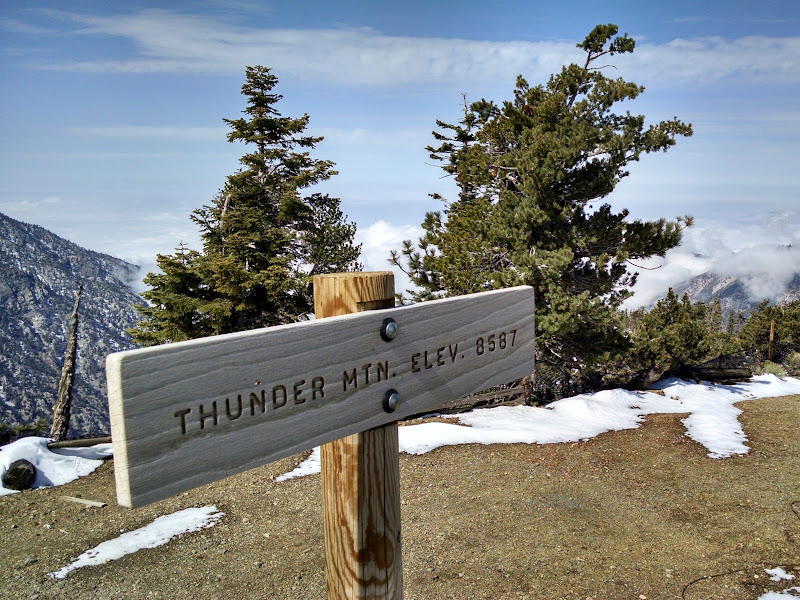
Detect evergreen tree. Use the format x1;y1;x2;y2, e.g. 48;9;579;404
392;24;693;374
131;66;360;345
621;291;741;386
738;299;800;360
707;298;724;333
632;290;735;371
130;244;211;345
301;193;362;277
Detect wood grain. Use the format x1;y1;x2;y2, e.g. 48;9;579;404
317;272;402;600
314;271;395;317
107;284;535;507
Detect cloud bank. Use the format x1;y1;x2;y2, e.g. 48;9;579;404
18;9;800;88
355;220;423;296
626;211;800;308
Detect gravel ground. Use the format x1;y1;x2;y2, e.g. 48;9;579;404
0;395;798;600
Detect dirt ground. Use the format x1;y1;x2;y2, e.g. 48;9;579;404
0;394;798;600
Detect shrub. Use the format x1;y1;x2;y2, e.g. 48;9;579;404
759;361;787;377
0;419;48;446
785;352;800;374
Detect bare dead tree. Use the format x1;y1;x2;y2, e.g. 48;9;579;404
50;283;82;441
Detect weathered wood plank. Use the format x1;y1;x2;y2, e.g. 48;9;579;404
317;272;402;600
107;285;535;507
60;496;107;508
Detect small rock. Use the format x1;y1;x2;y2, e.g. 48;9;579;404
3;459;36;490
23;556;38;566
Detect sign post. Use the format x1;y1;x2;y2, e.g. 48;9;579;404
314;272;402;600
106;273;535;598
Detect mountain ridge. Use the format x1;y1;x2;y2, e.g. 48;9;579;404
0;212;143;436
671;268;800;316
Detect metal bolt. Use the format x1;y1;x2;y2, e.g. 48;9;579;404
380;318;398;342
383;389;400;413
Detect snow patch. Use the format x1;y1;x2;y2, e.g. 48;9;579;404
275;447;320;482
277;375;800;480
0;437;112;496
766;567;796;582
757;588;800;599
48;506;224;579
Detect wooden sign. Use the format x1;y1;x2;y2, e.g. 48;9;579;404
107;285;535;508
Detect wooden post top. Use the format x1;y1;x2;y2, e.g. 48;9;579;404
314;271;395;317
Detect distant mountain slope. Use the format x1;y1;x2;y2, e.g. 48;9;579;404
780;273;800;304
0;212;143;436
672;270;800;316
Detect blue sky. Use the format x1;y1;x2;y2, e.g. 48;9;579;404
1;1;799;304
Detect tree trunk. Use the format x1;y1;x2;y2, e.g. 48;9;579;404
769;320;775;361
50;283;82;441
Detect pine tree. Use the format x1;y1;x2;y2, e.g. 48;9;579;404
130;244;210;344
739;299;800;360
706;298;724;332
625;291;742;382
637;290;710;369
393;24;693;374
131;67;360;345
301;193;362;277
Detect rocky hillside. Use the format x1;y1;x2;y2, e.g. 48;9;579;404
672;272;754;315
0;212;143;436
673;273;800;315
672;265;800;316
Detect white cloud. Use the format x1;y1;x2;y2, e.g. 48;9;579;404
355;219;423;297
710;245;800;304
625;250;711;309
23;10;800;87
625;211;800;309
691;110;800;135
12;152;201;160
622;35;800;85
0;196;62;213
